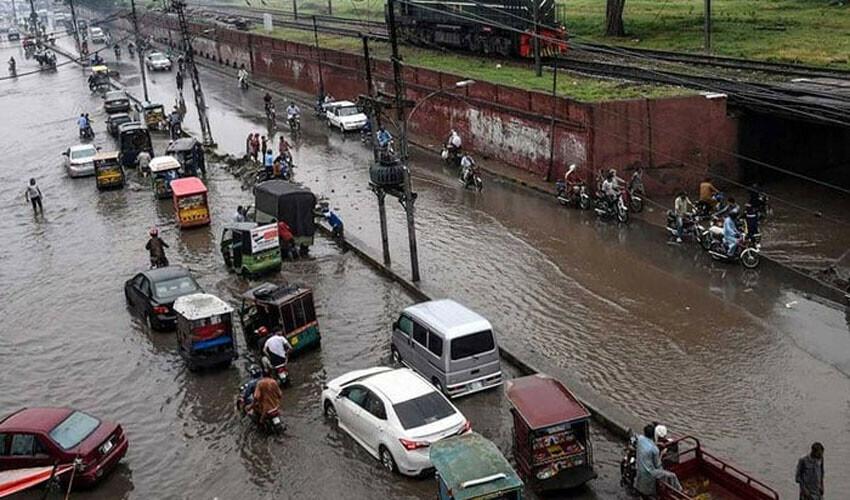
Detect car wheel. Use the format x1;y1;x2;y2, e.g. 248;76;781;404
379;446;397;473
323;401;337;423
390;346;402;365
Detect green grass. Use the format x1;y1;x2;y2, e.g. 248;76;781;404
563;0;850;67
258;26;690;101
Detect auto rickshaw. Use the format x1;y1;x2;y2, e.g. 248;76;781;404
93;151;125;190
505;374;597;492
221;222;282;277
254;180;317;256
139;101;167;131
165;137;206;177
149;155;181;199
171;177;211;228
173;293;237;371
117;123;153;169
88;65;110;93
431;432;525;500
238;282;320;356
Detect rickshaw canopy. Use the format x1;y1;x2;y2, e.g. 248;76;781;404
91;65;108;74
241;282;309;306
173;293;233;321
505;374;590;430
93;151;119;162
166;137;200;155
171;177;207;197
431;432;523;500
149;155;181;173
141;101;164;111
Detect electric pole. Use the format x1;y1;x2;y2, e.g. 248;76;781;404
386;0;420;282
532;1;541;77
67;0;81;56
27;0;39;42
130;0;149;101
312;16;324;98
11;0;17;28
704;0;712;52
545;61;558;181
173;0;215;146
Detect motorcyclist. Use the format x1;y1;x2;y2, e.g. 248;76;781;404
240;364;264;410
446;129;462;153
698;176;719;212
672;191;694;243
286;102;300;123
76;113;90;138
263;333;292;369
723;209;741;257
237;67;248;88
168;108;182;140
8;56;15;73
635;423;682;497
249;376;282;424
460;154;476;186
146;227;169;268
601;169;619;211
376;126;393;150
744;203;760;243
263;92;273;112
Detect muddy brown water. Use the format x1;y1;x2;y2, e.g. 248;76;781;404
1;42;631;499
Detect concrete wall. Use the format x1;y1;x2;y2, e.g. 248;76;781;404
134;12;738;194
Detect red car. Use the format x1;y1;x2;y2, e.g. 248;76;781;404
0;408;128;487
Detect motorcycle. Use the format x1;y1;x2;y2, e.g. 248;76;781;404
708;237;761;269
287;114;300;132
236;385;286;434
619;432;638;494
261;351;290;386
460;165;483;191
238;73;249;90
594;192;629;223
265;103;276;128
360;124;372;145
80;125;95;141
665;211;705;244
626;170;645;213
441;146;461;168
149;254;169;269
556;180;590;210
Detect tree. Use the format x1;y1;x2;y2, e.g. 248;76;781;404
605;0;626;37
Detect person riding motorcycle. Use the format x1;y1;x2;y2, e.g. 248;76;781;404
698;177;720;212
263;333;292;369
76;113;92;139
8;56;15;74
247;376;282;424
263;92;273;112
459;154;478;187
601;169;620;212
286;102;300;129
446;129;462;153
376;126;393;150
672;191;694;243
723;209;741;257
240;364;264;409
237;68;248;88
146;227;169;268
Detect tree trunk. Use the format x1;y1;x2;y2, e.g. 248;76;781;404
605;0;626;37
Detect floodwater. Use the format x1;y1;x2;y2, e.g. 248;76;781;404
0;42;629;499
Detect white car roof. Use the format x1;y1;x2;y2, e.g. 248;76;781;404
326;100;356;109
403;299;492;340
149;155;181;172
364;368;436;404
70;144;97;153
173;293;233;320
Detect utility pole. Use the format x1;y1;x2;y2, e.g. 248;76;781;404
173;0;215;146
27;0;39;42
532;0;541;77
704;0;712;52
327;0;332;16
130;0;149;102
545;61;558;181
386;0;420;282
67;0;81;55
10;0;17;28
312;15;324;97
293;0;298;21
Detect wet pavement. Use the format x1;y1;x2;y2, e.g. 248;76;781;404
4;30;850;497
0;40;628;499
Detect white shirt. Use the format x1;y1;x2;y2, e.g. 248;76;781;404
449;133;461;148
264;335;291;358
286;105;300;119
460;156;474;169
602;178;617;197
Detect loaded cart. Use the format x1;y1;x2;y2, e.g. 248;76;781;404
505;374;596;492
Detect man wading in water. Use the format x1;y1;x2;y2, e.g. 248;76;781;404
25;178;43;215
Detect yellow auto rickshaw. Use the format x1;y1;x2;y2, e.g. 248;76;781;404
93;151;125;190
140;101;167;132
88;65;110;93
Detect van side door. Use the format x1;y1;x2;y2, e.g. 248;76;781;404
408;320;430;381
392;314;414;365
424;330;445;387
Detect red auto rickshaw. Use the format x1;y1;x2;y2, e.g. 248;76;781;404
171;177;210;228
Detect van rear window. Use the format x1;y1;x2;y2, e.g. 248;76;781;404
450;330;495;360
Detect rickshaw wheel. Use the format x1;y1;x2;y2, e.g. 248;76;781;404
379;446;397;473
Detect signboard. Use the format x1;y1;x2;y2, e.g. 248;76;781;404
250;224;279;253
263;13;273;33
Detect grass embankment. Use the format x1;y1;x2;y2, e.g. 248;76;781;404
565;0;850;67
257;27;689;102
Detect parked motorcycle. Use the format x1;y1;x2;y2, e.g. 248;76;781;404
594;192;629;223
708;237;760;269
460;164;483;192
556;180;590;210
236;385;286;434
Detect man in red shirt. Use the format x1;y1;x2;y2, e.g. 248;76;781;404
277;219;295;260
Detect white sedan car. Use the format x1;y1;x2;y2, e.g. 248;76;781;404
325;101;368;132
63;144;98;177
145;52;172;71
322;367;470;476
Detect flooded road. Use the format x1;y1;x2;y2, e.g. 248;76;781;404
0;41;629;499
89;45;850;497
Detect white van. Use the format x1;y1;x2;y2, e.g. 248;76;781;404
89;26;106;43
391;299;502;398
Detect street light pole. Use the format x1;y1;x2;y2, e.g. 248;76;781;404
313;15;324;98
532;0;541;77
545;61;558;181
26;0;38;42
67;0;81;56
130;0;149;102
386;0;420;282
173;0;215;146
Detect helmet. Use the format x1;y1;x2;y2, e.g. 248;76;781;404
654;425;668;441
149;227;158;236
248;364;262;379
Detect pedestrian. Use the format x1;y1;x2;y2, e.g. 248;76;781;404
261;135;268;157
137;150;152;177
278;135;290;157
25;178;43;214
263;149;275;177
276;219;295;260
234;205;246;222
191;142;206;177
245;132;253;157
796;442;824;500
175;69;184;93
250;133;260;163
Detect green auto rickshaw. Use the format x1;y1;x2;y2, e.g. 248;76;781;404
93;151;125;190
430;432;524;500
238;282;320;356
220;222;282;277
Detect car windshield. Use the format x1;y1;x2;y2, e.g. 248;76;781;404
393;391;456;430
106;93;125;101
48;411;100;450
70;147;96;160
151;54;167;62
338;107;361;117
450;330;495;360
154;276;199;299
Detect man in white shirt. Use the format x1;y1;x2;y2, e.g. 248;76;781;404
263;333;292;367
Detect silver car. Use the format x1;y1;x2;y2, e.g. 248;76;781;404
145;52;172;72
63;144;98;177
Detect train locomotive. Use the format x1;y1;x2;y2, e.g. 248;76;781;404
389;0;567;58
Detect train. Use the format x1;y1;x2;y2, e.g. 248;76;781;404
389;0;567;58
